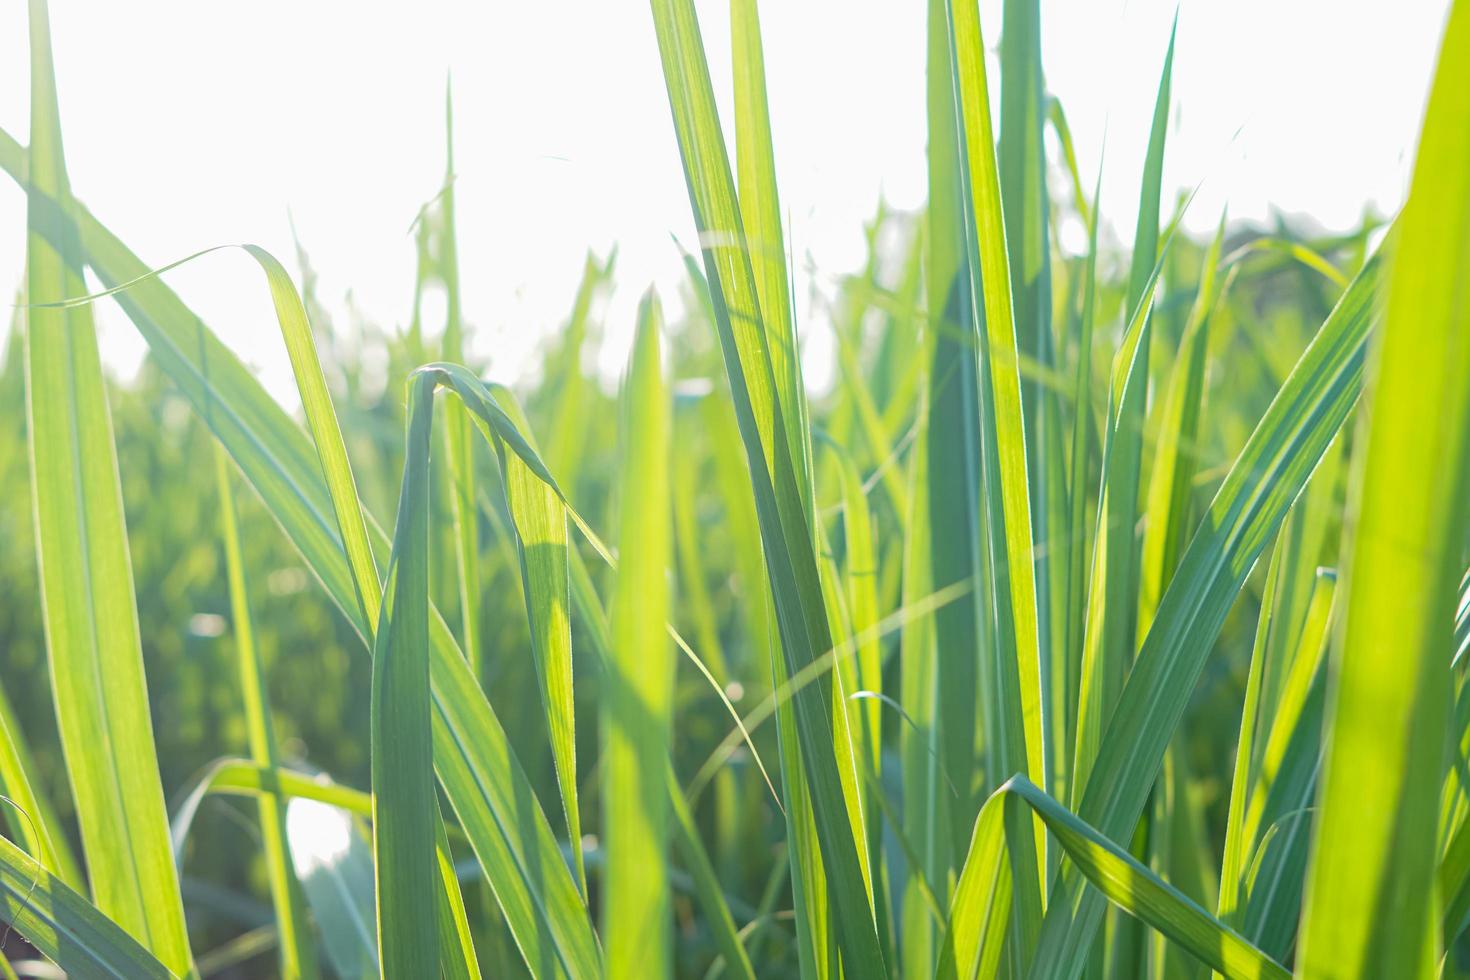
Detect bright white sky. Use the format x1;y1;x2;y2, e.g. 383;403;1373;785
0;1;1452;404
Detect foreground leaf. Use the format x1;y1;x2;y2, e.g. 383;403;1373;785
371;372;440;978
0;834;175;980
23;0;191;971
1298;4;1470;975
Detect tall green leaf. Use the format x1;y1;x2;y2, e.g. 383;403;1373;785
926;0;984;868
1299;5;1470;975
603;294;675;979
649;0;888;973
23;1;192;971
998;0;1062;799
946;0;1047;819
486;387;584;898
437;86;483;684
1138;212;1230;635
370;372;440;978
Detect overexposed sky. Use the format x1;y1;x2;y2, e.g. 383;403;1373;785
0;1;1451;404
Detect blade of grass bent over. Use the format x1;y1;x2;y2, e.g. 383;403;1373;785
937;776;1288;980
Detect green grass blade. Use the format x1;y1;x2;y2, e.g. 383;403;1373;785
945;12;1052;960
1060;161;1104;797
551;491;759;980
434;785;484;980
730;0;813;522
1138;212;1230;636
937;776;1288;980
0;834;177;980
1070;27;1177;810
832;447;883;792
1125;18;1176;316
946;0;1047;817
241;244;383;630
23;2;192;971
1216;541;1287;933
370;372;440;978
603;294;674;978
1046;98;1091;231
1030;242;1385;980
1236;575;1334;961
0;684;80;891
1071;257;1167;805
438;87;483;684
485;388;584;898
1298;6;1470;975
648;0;888;972
214;446;319;980
998;0;1060;799
543;252;614;498
900;382;944;978
926;0;984;865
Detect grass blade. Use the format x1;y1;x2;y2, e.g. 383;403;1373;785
603;294;675;978
0;834;176;980
1298;6;1470;974
23;1;192;971
1137;212;1231;636
370;372;440;978
0;684;80;891
213;446;319;980
437;87;483;685
1071;257;1167;804
998;0;1061;799
946;0;1047;823
926;0;984;867
649;0;888;972
485;388;584;898
730;0;813;521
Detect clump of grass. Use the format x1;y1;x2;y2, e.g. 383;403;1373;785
0;0;1467;978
